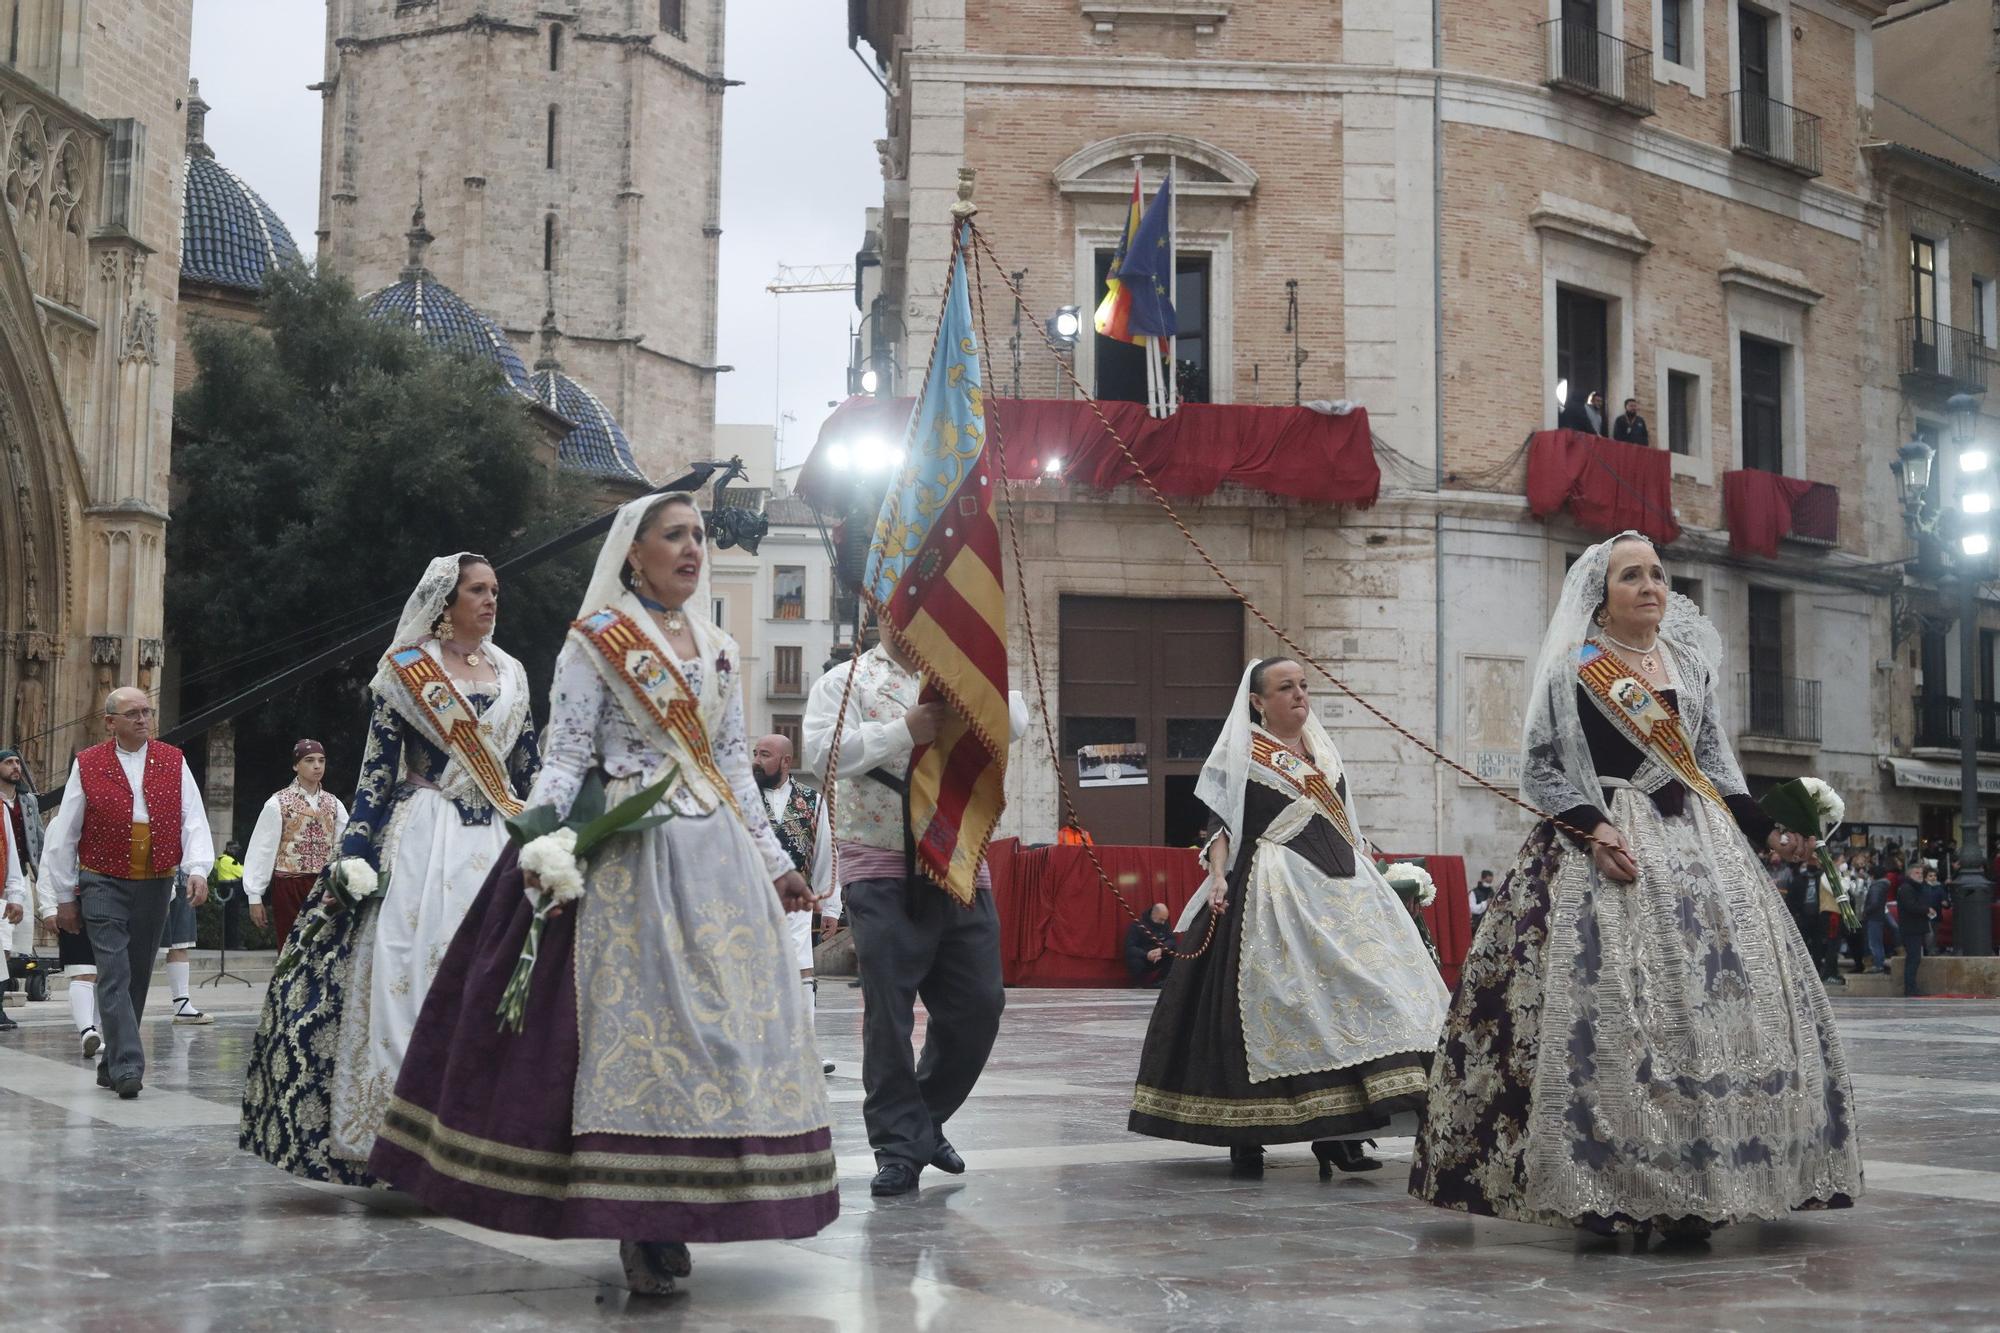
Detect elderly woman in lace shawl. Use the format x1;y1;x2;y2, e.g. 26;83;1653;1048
1129;656;1449;1178
240;553;539;1186
1410;531;1862;1240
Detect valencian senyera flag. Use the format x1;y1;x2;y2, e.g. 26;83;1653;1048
862;232;1010;905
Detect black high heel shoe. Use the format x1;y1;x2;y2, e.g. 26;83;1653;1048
1311;1139;1384;1177
1228;1144;1265;1176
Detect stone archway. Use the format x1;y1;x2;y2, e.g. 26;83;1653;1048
0;196;89;782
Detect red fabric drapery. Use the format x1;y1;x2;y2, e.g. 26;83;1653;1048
1723;469;1818;558
1525;430;1680;545
800;396;1379;509
985;840;1473;990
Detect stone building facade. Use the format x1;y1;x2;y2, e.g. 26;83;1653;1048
845;0;1899;872
316;0;728;480
1;0;192;781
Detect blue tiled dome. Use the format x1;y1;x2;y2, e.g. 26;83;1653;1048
363;272;536;399
531;367;648;483
180;152;303;292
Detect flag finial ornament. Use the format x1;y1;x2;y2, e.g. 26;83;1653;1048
951;167;979;219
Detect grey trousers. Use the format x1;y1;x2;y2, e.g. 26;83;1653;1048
845;876;1005;1170
78;872;173;1083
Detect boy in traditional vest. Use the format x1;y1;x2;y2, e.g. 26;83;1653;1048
42;688;215;1099
242;739;348;948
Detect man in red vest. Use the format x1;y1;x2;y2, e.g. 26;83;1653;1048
42;687;214;1099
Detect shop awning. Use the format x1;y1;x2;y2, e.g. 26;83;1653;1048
1885;756;2000;797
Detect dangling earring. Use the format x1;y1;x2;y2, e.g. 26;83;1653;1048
433;612;454;643
1592;607;1609;628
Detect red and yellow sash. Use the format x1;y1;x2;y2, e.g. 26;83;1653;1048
385;647;525;818
572;609;741;821
1251;732;1359;849
1576;643;1727;813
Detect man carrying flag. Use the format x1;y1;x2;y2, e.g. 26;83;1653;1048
803;227;1027;1200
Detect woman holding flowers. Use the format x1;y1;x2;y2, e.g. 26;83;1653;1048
241;553;538;1185
1411;531;1862;1239
1129;656;1450;1177
368;493;835;1297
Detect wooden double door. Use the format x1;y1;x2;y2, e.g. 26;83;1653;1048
1058;596;1243;847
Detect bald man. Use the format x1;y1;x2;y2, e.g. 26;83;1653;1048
751;734;839;1075
41;688;214;1099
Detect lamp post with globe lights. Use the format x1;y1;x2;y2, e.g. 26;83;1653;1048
1892;390;1995;955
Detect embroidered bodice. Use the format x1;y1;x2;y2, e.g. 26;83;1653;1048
528;637;792;882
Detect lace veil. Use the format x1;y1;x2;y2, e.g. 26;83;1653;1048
578;491;713;621
1521;529;1728;822
1196;657;1361;877
369;551;487;696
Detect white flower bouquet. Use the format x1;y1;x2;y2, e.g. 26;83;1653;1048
1758;776;1856;930
1382;861;1437;906
271;858;384;978
495;766;678;1034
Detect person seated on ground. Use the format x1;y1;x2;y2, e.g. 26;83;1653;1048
1125;903;1174;988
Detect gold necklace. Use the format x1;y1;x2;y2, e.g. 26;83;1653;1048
442;638;483;669
1600;629;1660;677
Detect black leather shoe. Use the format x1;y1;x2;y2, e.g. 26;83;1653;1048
96;1062;111;1089
0;1009;18;1031
1228;1144;1265;1176
930;1139;965;1175
1312;1139;1384;1175
870;1160;922;1198
114;1075;142;1100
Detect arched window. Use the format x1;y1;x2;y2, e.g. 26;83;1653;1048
549;24;562;70
544;214;557;272
546;104;558;170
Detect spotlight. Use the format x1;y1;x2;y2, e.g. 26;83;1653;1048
1964;531;1992;557
1041;456;1063;477
1966;491;1994;516
1555;377;1569;408
1046;305;1081;347
1961;447;1991;474
826;443;852;471
859;368;881;396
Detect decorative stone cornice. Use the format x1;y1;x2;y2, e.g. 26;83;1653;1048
1054;133;1257;200
1719;250;1825;307
1530;194;1652;256
89;636;121;665
1081;0;1231;32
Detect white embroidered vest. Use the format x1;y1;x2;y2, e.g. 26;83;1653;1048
831;650;921;852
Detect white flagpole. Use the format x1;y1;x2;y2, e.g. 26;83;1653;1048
1166;156;1179;414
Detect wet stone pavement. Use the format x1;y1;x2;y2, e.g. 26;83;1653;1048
2;983;1996;1331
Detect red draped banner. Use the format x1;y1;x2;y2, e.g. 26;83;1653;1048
1723;469;1834;558
1525;430;1680;545
802;397;1379;508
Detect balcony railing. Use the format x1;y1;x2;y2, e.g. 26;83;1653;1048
1898;316;1991;397
1729;90;1822;177
1740;673;1822;743
767;672;806;699
1785;479;1839;546
1540;19;1656;116
1913;693;2000;751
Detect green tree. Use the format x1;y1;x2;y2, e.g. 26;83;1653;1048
170;266;593;833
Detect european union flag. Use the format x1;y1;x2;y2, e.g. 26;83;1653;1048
1116;171;1176;341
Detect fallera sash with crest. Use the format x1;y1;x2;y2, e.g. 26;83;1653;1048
1250;731;1359;849
383;646;525;818
1575;642;1727;813
571;608;742;821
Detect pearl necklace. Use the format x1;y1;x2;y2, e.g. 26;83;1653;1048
1600;629;1662;677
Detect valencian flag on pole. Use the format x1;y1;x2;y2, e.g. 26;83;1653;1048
862;229;1010;905
1092;170;1177;345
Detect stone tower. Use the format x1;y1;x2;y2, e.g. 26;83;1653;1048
317;0;727;480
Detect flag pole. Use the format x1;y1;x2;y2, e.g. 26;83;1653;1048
1166;155;1179;415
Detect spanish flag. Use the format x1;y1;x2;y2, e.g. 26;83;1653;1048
862;229;1010;905
1093;170;1146;345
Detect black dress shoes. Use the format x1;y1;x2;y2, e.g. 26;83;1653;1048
96;1061;111;1089
930;1139;966;1175
114;1075;141;1100
1228;1144;1265;1176
870;1160;922;1198
1312;1139;1384;1176
0;1008;18;1031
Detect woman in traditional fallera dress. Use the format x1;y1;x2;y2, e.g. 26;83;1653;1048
1410;531;1862;1238
240;553;539;1185
1129;657;1451;1175
369;493;837;1297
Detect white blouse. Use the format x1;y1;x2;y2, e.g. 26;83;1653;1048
527;638;792;882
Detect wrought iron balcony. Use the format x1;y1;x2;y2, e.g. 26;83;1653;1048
1913;693;2000;751
1541;19;1656;116
1898;316;1991;397
1729;90;1822;177
767;671;807;699
1740;673;1821;743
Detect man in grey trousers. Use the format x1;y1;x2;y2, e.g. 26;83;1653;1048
43;688;213;1099
803;638;1026;1198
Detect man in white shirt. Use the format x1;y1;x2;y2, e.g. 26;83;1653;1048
241;739;349;948
41;688;215;1099
752;734;840;1076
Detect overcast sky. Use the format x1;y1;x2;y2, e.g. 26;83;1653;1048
188;0;883;470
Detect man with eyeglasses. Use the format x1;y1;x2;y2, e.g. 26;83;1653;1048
40;688;214;1099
